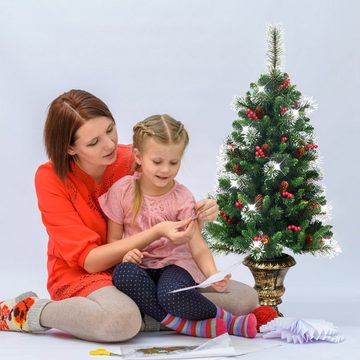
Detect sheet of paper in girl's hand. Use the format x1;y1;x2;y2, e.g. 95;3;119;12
168;263;239;293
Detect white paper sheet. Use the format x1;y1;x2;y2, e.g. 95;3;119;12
169;263;239;293
119;332;282;359
169;271;229;293
260;317;345;344
120;333;234;359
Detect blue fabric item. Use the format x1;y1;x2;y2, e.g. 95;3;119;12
112;263;217;321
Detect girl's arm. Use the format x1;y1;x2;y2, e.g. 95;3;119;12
188;221;230;292
84;217;195;273
107;219;124;244
188;222;218;278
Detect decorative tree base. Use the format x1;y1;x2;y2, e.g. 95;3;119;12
243;254;296;316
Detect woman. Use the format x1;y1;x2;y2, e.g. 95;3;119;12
0;90;258;342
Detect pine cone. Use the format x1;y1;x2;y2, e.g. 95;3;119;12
232;163;243;175
255;194;263;209
261;235;270;245
295;147;305;159
279;181;289;193
305;234;314;243
255;106;264;119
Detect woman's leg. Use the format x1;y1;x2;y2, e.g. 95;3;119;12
41;286;142;342
199;280;259;315
0;286;142;342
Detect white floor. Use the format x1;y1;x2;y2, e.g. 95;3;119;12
1;269;359;359
1;324;359;360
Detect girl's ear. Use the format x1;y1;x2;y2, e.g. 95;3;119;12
133;148;142;166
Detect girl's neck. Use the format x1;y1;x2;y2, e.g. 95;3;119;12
138;176;175;196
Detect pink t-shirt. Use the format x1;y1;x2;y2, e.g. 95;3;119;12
98;174;206;284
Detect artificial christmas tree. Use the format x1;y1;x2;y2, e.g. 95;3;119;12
204;25;341;313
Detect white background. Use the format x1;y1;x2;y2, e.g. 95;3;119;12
0;0;359;326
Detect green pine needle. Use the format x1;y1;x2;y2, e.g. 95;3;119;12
267;24;284;72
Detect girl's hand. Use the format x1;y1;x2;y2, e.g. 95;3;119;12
211;273;232;293
156;218;195;245
122;249;150;264
195;199;219;228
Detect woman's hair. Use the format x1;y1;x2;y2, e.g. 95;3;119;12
132;114;189;222
43;89;115;180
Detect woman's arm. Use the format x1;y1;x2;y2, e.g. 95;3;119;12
195;198;219;229
85;217;195;273
35;164;195;275
84;221;160;273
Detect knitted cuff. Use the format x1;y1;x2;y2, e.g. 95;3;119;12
141;314;160;332
15;291;38;303
27;299;52;332
140;314;171;332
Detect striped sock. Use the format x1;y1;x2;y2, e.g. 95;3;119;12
216;307;257;338
161;314;227;338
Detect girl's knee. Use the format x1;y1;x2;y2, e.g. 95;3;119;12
112;263;140;288
157;290;182;314
113;262;138;276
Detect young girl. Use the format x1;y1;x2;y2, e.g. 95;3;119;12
99;114;257;339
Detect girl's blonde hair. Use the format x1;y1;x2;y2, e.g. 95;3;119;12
132;114;189;222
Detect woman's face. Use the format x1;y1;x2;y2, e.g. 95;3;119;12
68;116;118;175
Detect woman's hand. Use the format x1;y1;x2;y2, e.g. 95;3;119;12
156;218;195;245
194;199;219;228
211;273;232;293
122;249;149;264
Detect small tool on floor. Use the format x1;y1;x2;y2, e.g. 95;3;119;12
89;348;122;357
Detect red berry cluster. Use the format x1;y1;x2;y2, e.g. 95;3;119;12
253;235;262;241
281;107;288;114
246;108;259;120
235;201;244;208
282;191;294;199
281;136;288;143
255;146;266;158
305;144;318;149
279;79;290;89
219;210;235;224
287;225;301;231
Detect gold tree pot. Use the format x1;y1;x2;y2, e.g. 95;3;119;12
243;254;296;316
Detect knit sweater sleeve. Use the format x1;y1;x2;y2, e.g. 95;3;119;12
34;164;103;268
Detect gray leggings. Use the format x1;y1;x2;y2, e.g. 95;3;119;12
40;280;258;342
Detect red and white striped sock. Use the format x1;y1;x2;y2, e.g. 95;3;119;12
216;307;257;338
161;313;227;338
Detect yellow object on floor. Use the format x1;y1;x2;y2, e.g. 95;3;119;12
89;348;122;357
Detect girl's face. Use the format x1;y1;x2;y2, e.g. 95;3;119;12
68;116;118;178
134;137;185;196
